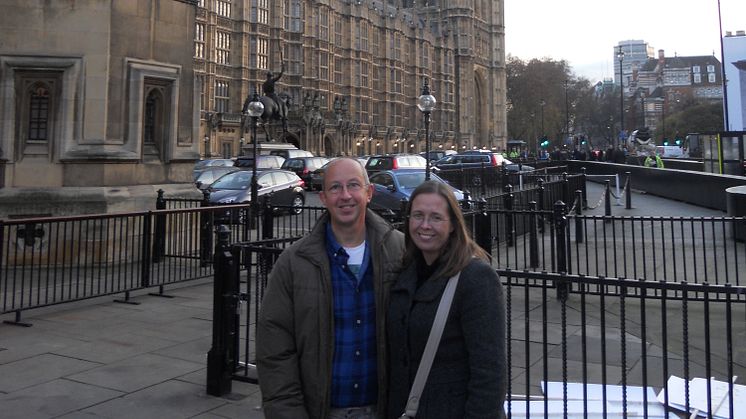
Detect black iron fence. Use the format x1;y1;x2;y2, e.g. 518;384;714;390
205;228;746;418
500;270;746;418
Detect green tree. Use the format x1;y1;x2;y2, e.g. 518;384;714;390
657;101;723;141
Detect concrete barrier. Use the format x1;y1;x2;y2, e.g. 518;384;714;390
568;161;746;211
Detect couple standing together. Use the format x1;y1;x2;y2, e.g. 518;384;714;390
256;158;506;418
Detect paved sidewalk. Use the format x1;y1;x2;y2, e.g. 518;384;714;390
0;279;265;419
0;185;728;418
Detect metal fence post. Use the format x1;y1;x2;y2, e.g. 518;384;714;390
575;190;584;244
475;197;492;255
501;163;509;193
140;212;153;287
152;189;166;263
537;178;545;234
625;171;632;210
262;194;274;239
200;189;213;267
604;180;612;221
206;226;237;396
461;190;471;212
562;172;570;205
504;184;514;247
581;167;588;209
480;161;487;197
529;201;539;268
554;201;569;300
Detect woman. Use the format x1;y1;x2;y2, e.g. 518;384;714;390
386;181;506;418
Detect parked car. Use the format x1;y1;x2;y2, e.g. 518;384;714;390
194;166;239;190
281;156;330;189
367;169;466;217
419;150;447;162
233;155;285;169
207;169;305;221
193;158;235;181
433;153;533;172
269;149;314;159
364;154;427;174
306;158;341;191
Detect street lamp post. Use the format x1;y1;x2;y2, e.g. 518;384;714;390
246;91;264;212
617;46;625;149
564;80;570;147
417;79;436;180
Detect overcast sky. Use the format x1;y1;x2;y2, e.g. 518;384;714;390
504;0;746;82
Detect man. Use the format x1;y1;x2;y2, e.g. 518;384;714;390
263;65;284;109
257;158;405;419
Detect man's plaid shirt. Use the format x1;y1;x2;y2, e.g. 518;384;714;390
325;224;378;408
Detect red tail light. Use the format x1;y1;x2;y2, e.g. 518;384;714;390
298;179;305;188
392;159;399;169
491;155;499;166
302;168;309;176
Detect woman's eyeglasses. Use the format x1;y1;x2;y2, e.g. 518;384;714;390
409;212;449;225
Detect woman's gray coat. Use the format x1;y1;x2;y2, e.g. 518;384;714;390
386;258;506;418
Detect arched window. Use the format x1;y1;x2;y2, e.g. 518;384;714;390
142;85;166;160
15;75;59;160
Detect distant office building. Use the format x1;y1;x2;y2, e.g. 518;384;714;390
723;30;746;131
195;0;507;157
614;40;655;95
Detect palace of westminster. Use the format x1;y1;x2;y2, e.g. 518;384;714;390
197;0;507;158
0;0;505;204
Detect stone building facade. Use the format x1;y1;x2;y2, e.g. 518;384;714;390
196;0;507;158
0;0;199;188
0;0;199;215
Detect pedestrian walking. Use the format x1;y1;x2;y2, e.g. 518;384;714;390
256;157;405;419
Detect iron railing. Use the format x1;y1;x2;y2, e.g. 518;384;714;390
500;270;746;418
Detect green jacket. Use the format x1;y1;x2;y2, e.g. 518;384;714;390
256;210;405;419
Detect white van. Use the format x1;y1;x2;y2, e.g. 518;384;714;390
655;146;687;158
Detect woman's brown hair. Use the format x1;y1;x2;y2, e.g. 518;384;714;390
402;180;489;278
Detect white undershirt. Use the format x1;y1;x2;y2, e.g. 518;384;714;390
344;241;366;266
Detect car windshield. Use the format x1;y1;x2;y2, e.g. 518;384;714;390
394;172;448;189
396;172;426;189
210;171;253;190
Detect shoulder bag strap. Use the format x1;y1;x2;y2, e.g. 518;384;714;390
401;272;461;418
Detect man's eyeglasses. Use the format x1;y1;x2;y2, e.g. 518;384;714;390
326;182;366;195
409;212;449;225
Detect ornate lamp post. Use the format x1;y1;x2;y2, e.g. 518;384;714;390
246;91;264;211
617;46;625;149
417;79;436;180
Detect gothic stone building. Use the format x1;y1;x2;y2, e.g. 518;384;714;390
196;0;507;157
0;0;199;215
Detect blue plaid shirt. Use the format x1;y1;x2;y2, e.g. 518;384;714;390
326;224;378;408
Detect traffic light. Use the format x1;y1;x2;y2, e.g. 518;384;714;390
675;138;682;146
540;136;550;148
663;139;669;146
